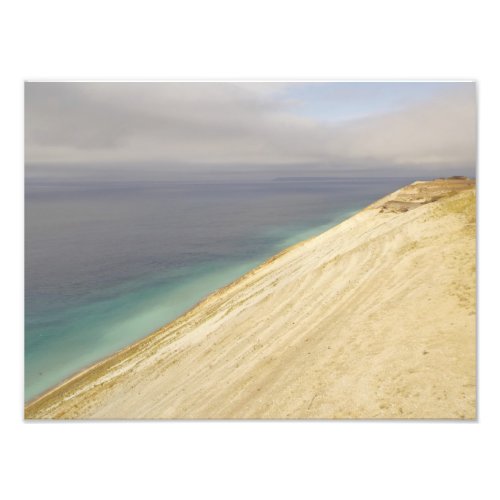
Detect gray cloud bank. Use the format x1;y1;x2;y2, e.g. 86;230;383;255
25;82;476;172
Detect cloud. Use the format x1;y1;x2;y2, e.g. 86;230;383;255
331;84;476;168
25;82;476;170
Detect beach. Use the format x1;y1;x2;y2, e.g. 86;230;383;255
25;170;410;402
25;178;476;419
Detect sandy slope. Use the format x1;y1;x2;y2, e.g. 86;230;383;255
25;178;476;419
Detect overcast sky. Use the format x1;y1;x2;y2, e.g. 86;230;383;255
25;82;476;173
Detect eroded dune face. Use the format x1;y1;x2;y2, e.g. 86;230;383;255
26;178;476;420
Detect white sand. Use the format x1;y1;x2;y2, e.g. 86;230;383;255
26;179;476;419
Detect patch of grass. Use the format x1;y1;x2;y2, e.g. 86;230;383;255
432;189;476;225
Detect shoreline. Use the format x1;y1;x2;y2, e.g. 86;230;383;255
26;178;476;419
25;209;353;407
25;206;363;404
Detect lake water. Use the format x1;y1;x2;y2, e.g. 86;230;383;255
25;165;417;401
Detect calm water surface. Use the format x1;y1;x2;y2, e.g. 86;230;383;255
25;166;416;401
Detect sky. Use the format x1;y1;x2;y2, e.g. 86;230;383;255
25;82;476;175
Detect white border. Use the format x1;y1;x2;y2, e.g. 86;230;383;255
2;1;499;499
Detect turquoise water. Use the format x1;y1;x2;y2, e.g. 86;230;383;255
25;167;414;401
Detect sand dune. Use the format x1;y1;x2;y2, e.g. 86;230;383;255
25;178;476;419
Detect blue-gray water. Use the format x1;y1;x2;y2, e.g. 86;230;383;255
25;166;417;401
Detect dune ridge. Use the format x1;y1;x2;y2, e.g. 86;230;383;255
25;178;476;419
